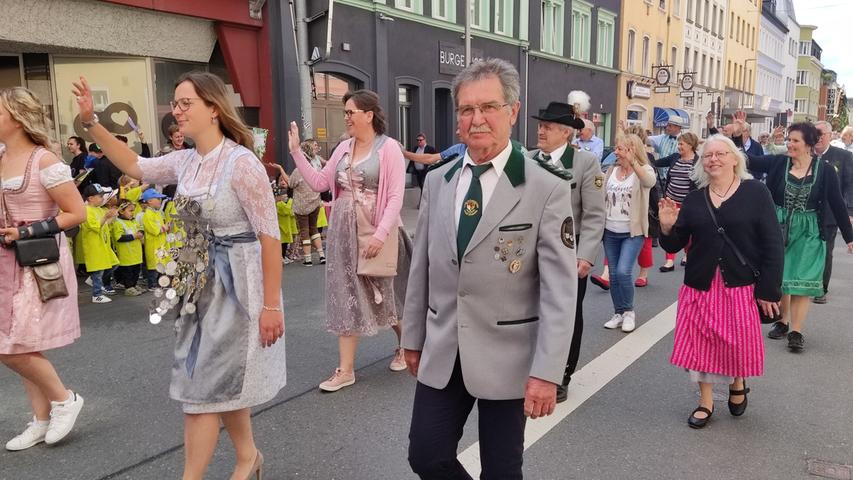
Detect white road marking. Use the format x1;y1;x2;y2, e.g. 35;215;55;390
458;302;678;477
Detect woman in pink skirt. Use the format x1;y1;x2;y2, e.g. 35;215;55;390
659;135;784;429
0;87;87;450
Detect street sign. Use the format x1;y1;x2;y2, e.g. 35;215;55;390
655;67;671;86
654;86;671;94
681;74;694;91
680;91;694;98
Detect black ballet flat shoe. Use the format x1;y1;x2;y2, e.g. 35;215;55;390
659;265;675;273
688;406;714;429
680;258;688;266
728;383;750;417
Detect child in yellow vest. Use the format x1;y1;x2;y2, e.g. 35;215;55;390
119;175;149;217
111;201;144;296
81;184;119;303
275;191;297;264
140;188;168;290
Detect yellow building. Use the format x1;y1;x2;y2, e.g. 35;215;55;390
722;0;762;118
617;0;686;132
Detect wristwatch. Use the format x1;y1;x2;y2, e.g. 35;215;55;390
81;114;99;130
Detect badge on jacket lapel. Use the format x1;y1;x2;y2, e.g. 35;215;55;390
561;217;575;249
594;174;604;190
463;199;479;216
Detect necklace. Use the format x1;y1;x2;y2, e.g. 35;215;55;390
710;176;738;199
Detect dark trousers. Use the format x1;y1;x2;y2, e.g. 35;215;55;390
115;264;141;289
563;275;587;385
146;269;159;289
823;227;838;294
408;357;526;480
414;168;428;191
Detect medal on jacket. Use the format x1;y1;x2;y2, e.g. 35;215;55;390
463;199;479;216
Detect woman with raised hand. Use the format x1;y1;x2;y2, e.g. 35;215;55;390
600;134;656;333
0;87;87;450
746;123;853;351
660;134;783;428
288;89;412;393
72;72;284;480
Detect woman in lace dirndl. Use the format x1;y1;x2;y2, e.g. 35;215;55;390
73;72;283;479
0;87;87;451
289;89;412;392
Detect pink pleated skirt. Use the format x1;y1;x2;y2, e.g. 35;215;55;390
670;269;764;378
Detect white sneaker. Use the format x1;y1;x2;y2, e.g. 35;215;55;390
5;417;48;451
621;311;636;332
44;391;84;445
603;314;623;329
283;257;294;265
389;348;407;371
92;295;112;304
84;276;93;286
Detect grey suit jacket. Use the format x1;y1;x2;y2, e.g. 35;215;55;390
528;146;606;265
401;146;578;400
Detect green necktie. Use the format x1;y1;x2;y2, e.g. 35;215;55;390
457;163;493;263
541;153;551;162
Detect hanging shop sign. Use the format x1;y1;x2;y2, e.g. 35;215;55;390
627;80;652;99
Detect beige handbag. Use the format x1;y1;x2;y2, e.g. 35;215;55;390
32;261;69;302
347;157;398;277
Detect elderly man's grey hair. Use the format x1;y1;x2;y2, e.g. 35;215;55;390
582;119;594;130
691;134;753;188
814;120;832;132
452;58;521;107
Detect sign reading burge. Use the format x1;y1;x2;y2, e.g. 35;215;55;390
439;42;484;75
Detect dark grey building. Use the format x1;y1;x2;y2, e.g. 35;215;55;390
274;0;621;158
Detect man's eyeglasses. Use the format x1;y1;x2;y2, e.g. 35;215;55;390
343;109;365;118
456;102;509;118
170;97;201;112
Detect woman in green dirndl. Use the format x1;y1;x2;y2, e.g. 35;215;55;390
746;123;853;351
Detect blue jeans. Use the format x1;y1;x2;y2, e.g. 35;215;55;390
91;269;105;297
603;230;645;314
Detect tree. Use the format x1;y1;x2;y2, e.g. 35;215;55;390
837;91;849;128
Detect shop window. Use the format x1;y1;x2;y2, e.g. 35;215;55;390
0;55;22;89
398;85;419;149
627;30;636;73
540;0;564;55
52;56;153;156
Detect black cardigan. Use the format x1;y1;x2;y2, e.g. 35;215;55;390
746;154;853;243
660;181;784;301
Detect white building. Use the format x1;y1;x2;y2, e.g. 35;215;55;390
753;0;798;135
681;0;728;135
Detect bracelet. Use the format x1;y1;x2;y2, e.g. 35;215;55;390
262;305;282;312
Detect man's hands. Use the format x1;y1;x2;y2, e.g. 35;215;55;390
524;377;557;419
577;259;592;278
404;349;421;377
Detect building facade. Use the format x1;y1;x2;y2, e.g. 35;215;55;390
0;0;275;162
794;25;822;123
681;0;728;135
721;0;761;119
753;0;797;135
616;0;686;133
297;0;621;157
820;69;843;125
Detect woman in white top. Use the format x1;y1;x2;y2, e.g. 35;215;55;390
600;134;656;333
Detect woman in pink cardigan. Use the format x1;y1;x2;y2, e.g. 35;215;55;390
289;89;412;392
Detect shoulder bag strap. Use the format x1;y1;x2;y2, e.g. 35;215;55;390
703;189;758;277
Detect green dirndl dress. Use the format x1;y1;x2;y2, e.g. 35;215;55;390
776;158;825;297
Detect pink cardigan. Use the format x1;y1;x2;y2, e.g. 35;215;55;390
291;135;405;242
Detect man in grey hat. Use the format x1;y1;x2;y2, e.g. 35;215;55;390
527;101;605;402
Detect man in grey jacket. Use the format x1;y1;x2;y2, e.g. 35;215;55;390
527;101;605;403
402;59;577;479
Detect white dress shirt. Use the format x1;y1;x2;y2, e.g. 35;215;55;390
542;143;568;167
454;141;513;226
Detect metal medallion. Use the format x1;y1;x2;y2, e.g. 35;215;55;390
156;262;166;273
509;259;522;274
203;198;216;212
165;288;177;300
185;303;197;314
149;313;162;325
158;275;171;287
154;288;164;298
165;261;178;276
494;253;501;260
